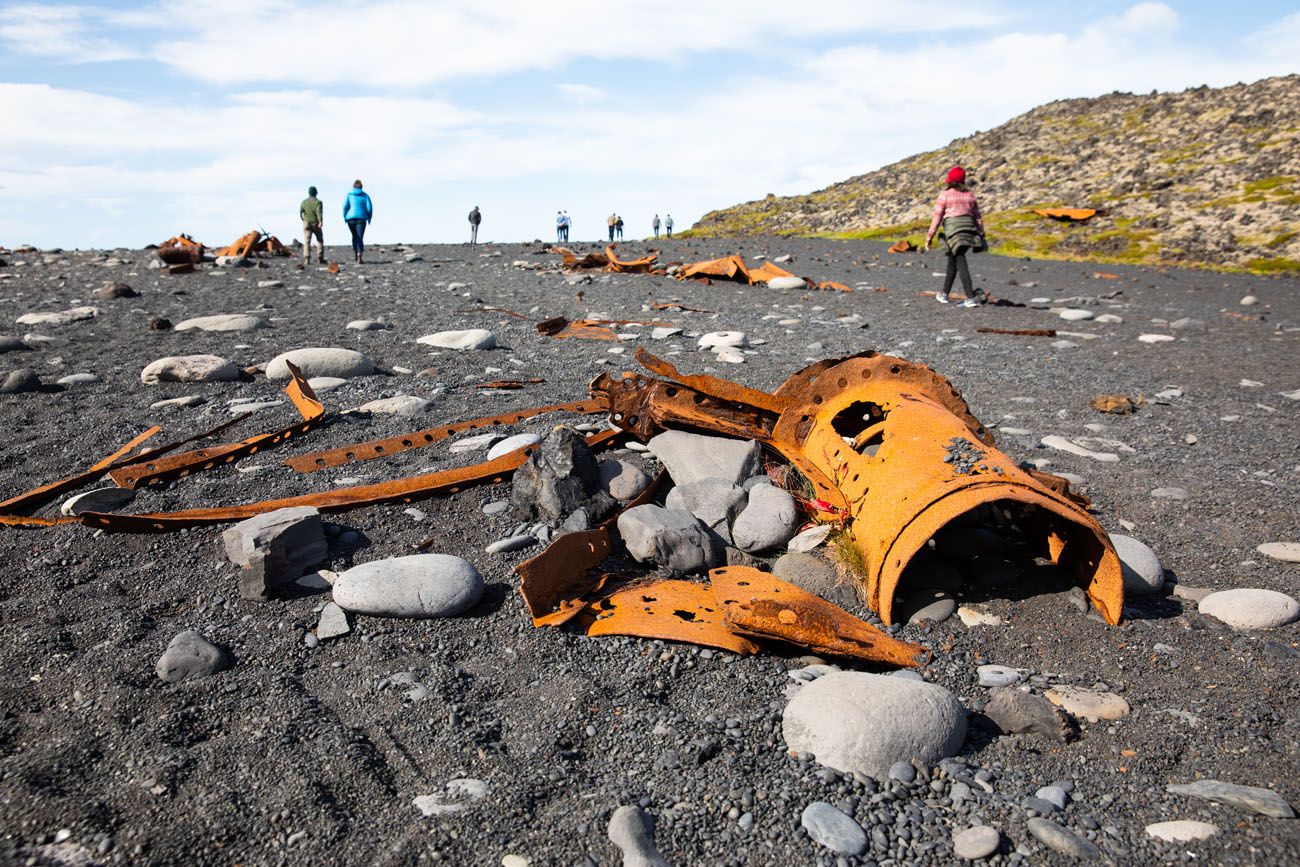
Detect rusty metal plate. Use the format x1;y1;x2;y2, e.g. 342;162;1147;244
977;327;1057;337
582;579;760;655
710;566;930;667
1034;208;1097;222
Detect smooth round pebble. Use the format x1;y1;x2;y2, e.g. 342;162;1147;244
1145;820;1219;843
953;825;1001;860
1198;588;1299;630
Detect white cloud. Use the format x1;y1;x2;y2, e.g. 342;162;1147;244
0;4;136;62
555;83;607;103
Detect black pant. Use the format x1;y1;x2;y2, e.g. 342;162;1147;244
608;226;615;241
347;220;367;256
943;250;973;296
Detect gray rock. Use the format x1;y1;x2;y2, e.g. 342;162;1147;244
1257;541;1300;563
487;433;542;460
1166;779;1295;818
782;671;967;779
56;373;101;386
417;329;497;351
486;534;537;554
1036;785;1069;811
599;459;651;502
316;602;351;640
266;347;376;380
889;761;916;783
155;631;230;683
483;500;510;516
617;506;724;576
665;478;747;541
174;314;269;332
647;430;761;486
800;801;868;856
772;552;858;610
1198;588;1299;630
608;805;671;867
1170;318;1207;332
511;427;601;522
902;590;956;624
1;369;43;393
731;484;799;552
977;665;1025;688
16;306;98;326
222;506;327;600
1110;533;1164;594
140;354;240;384
768;276;806;291
1145;820;1219;842
1044;685;1130;722
953;825;1001;860
333;554;484;618
981;688;1076;742
1026;818;1100;860
450;432;504;453
0;336;31;353
60;487;135;516
358;395;432;416
346;319;389;331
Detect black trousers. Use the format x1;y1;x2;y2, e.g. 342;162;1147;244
943;250;973;296
347;220;367;256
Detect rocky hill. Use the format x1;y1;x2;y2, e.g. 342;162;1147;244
691;75;1300;273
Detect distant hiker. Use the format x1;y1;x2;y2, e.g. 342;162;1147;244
923;166;986;307
615;215;624;241
607;213;617;242
468;206;482;244
561;211;571;241
652;214;661;239
343;180;373;264
665;214;674;237
299;186;325;264
557;210;572;242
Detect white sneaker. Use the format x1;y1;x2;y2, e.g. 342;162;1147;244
961;297;980;308
935;293;950;304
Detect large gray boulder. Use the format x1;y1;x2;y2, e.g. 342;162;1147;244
266;347;375;380
647;430;761;486
783;671;967;779
617;505;724;576
333;554;484;618
222;506;327;600
140;354;240;384
511;426;601;522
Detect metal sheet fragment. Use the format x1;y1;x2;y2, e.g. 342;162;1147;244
977;327;1057;337
581;579;760;655
1034;208;1098;222
710;566;930;667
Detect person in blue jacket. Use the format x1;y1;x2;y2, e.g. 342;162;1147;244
343;180;373;263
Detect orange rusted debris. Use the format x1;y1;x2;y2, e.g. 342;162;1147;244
978;327;1057;337
1092;272;1121;280
887;240;916;253
216;230;291;259
650;300;718;313
157;234;205;265
1034;208;1098;222
604;245;658;273
1090;394;1139;415
477;379;545;390
583;579;761;655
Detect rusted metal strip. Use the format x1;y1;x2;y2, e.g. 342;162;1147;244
111;363;323;488
283;399;603;474
977;327;1057;337
477;379;545;390
634;348;790;415
91;426;162;471
710;566;929;667
581;579;760;655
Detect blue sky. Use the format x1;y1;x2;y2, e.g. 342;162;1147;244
0;1;1296;249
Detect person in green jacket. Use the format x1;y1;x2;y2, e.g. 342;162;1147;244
299;186;325;264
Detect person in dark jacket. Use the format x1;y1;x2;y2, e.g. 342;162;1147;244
343;180;373;263
299;186;325;264
665;214;674;237
652;214;661;239
468;206;482;244
615;215;624;241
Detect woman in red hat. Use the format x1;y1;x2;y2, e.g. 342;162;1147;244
923;166;986;306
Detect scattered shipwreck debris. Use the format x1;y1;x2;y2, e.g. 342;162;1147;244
888;240;916;253
217;230;291;259
551;245;851;292
1090;394;1141;415
1033;208;1099;222
0;348;1124;662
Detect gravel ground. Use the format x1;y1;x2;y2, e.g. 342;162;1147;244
0;237;1297;866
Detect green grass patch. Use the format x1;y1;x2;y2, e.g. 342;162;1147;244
1266;231;1298;249
1244;257;1300;274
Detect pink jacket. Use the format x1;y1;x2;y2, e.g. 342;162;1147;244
925;188;983;244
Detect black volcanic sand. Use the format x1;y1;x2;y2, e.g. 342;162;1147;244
0;238;1297;866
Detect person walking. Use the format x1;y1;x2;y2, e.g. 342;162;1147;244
561;211;571;241
922;166;986;307
652;214;661;239
299;186;325;264
615;215;624;241
468;206;482;244
665;214;674;238
343;180;373;263
606;213;617;242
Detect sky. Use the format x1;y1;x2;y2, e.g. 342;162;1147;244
0;1;1297;249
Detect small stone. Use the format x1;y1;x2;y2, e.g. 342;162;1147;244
1172;584;1214;603
1109;534;1163;595
598;459;652;501
450;432;504;453
91;281;138;300
651;326;682;339
501;856;529;867
155;631;230;683
1044;685;1130;723
1040;435;1118;463
346;319;389;331
1151;487;1190;500
957;605;1004;627
417;329;497;351
1170;318;1206;332
665;478;747;540
767;276;806;291
1145;820;1219;843
607;806;671;867
983;687;1076;742
151;395;205;409
953;825;1001;860
800;802;868;856
1138;333;1175;344
731;483;799;553
316;602;351;639
1094;313;1123;324
888;761;917;783
16;306;98;326
307;376;348;392
223;506;327;600
510;427;601;522
60;487;135;516
413;778;489;817
977;665;1024;688
359;395;432;416
1036;785;1068;811
1166;779;1294;818
617;506;723;575
1026;818;1100;860
902;590;956;624
333;554;484;618
697;331;748;350
257;279;283;288
1240;295;1258;306
56;372;101;385
266;347;376;380
1057;309;1094;321
713;347;746;364
487;433;542;460
0;369;43;393
174;314;269;332
1198;588;1299;630
141;355;240;384
1256;541;1300;563
485;535;538;554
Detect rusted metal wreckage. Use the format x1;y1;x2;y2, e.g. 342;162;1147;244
552;245;852;292
0;350;1123;664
